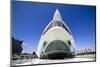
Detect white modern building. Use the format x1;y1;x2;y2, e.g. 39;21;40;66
37;9;76;59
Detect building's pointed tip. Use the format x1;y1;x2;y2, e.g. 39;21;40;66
53;9;62;20
55;9;59;14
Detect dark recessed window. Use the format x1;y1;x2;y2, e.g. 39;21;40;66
54;21;62;27
67;40;71;47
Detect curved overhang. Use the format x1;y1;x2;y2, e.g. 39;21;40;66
42;9;71;36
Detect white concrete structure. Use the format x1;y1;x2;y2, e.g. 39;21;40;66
37;9;76;59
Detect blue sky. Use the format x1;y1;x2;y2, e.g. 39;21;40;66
12;1;96;53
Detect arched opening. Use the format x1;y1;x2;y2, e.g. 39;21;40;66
40;40;74;59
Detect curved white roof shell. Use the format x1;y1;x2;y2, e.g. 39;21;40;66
37;9;76;57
